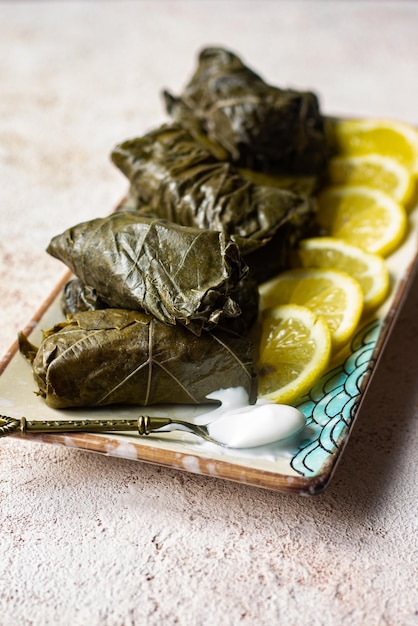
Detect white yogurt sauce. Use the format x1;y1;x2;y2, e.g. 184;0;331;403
196;388;306;449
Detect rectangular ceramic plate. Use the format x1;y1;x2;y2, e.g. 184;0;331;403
1;185;417;496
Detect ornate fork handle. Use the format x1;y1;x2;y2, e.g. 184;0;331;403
0;417;21;436
0;415;174;437
0;415;222;446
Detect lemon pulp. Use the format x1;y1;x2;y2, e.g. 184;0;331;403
327;154;415;206
259;268;363;352
326;118;418;173
258;304;331;404
295;237;390;311
316;185;407;257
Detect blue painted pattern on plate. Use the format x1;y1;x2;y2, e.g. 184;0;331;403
290;319;382;477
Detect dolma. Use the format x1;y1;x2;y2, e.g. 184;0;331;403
61;275;259;336
47;213;249;333
18;309;257;408
111;124;314;275
163;47;329;176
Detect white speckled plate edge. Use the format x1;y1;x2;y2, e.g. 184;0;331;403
1;203;417;496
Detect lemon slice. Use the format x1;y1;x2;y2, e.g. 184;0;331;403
316;185;407;257
327;154;415;206
259;267;363;351
258;304;331;404
295;237;390;312
326;118;418;174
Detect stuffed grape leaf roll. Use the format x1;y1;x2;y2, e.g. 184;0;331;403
18;309;257;408
47;213;249;333
60;275;259;337
111;124;314;264
163;47;329;176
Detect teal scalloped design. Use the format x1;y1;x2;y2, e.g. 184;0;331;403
290;319;382;477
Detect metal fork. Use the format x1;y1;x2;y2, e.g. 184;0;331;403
0;414;224;446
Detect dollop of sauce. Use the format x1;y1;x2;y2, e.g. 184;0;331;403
200;388;306;449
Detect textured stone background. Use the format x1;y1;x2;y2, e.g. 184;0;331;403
1;2;418;625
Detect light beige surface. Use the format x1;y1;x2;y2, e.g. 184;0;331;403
1;2;418;625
